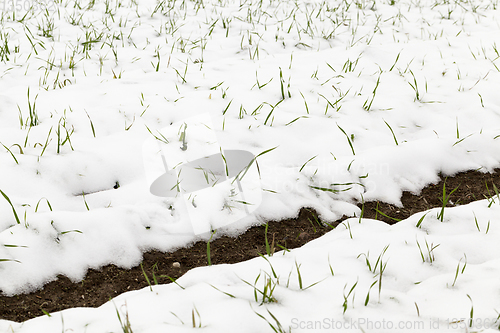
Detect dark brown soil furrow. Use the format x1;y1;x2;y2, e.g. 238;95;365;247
1;168;499;323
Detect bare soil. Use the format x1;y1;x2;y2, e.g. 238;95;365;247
1;168;499;322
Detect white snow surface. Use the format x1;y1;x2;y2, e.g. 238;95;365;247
0;0;500;330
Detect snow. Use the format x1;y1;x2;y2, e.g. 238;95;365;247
1;0;500;330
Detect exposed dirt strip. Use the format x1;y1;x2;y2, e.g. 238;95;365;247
1;168;499;322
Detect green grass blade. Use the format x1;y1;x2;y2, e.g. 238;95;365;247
0;189;20;224
0;258;21;263
337;124;355;155
373;208;401;222
1;142;19;164
383;120;398;145
299;155;317;172
416;212;428;228
140;262;152;291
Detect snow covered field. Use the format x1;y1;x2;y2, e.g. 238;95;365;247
1;0;500;330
